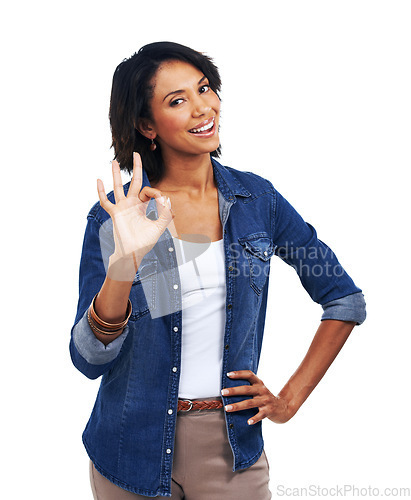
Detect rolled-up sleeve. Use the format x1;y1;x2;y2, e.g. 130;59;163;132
271;186;366;324
72;310;129;365
321;291;366;325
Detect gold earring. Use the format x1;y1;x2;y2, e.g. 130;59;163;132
150;138;157;151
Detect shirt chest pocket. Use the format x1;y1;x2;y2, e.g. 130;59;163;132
130;260;158;320
238;232;274;295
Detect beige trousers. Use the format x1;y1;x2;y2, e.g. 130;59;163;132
89;406;271;499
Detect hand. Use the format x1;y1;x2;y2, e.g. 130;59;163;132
221;370;293;425
97;153;174;281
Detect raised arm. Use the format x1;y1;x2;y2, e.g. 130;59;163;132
70;153;174;378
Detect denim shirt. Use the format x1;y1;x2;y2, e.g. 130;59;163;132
70;158;366;497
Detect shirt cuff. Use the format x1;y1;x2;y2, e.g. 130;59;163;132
321;292;366;325
72;309;129;365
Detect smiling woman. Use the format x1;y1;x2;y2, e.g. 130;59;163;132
137;60;221;164
69;41;366;499
109;42;222;184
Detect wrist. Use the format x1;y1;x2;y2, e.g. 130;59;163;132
108;252;142;282
277;384;302;419
89;293;132;346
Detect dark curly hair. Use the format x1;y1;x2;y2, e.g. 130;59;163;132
109;41;222;183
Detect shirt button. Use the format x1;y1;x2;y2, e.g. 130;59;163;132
173;326;179;332
168;247;174;252
263;251;268;256
166;448;172;454
172;367;178;372
173;284;179;290
168;409;173;415
228;266;234;271
227;304;232;310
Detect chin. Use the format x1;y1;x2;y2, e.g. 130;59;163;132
163;134;220;158
196;137;220;155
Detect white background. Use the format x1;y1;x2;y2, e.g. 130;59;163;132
2;1;410;498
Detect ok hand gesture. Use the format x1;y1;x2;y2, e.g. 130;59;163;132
97;152;174;281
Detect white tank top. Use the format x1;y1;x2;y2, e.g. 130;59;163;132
172;236;226;399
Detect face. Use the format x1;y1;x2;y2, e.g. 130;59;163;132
142;60;220;160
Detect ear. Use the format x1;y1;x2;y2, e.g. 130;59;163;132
136;118;156;140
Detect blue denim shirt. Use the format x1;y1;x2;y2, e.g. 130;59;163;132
70;158;366;497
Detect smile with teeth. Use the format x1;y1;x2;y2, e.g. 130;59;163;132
189;118;215;134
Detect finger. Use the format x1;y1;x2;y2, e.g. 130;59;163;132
139;186;164;202
128;152;143;198
112;160;126;203
224;397;261;413
154;197;174;234
247;409;266;426
221;385;259;397
97;179;114;214
226;370;261;384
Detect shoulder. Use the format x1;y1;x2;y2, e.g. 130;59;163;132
226;165;274;190
212;159;275;199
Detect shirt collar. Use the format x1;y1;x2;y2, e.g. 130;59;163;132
210;158;251;201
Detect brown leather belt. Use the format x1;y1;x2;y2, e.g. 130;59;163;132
177;398;223;412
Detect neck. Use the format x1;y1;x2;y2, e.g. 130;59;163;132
157;151;215;194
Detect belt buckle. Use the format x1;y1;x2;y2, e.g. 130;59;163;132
181;399;193;412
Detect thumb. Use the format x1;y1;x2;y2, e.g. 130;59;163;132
154;196;174;234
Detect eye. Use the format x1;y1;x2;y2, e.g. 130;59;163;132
169;98;184;107
199;84;210;94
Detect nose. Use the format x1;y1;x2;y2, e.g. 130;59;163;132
191;94;211;117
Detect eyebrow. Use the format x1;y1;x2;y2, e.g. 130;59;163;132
162;75;207;102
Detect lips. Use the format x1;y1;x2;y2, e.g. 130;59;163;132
188;117;215;134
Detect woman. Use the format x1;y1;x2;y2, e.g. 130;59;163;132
70;42;366;499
